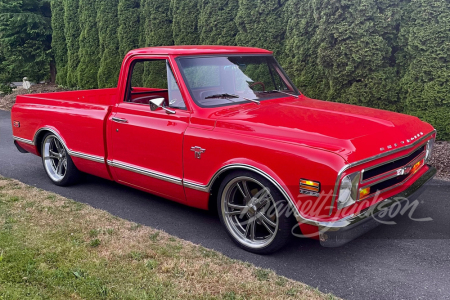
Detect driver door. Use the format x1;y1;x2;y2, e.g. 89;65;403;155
108;57;189;203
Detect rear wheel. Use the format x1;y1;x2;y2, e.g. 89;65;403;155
41;133;80;186
217;171;294;254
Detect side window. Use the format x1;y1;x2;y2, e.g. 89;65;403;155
167;64;186;109
126;59;186;110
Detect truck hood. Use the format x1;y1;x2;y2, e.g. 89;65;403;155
214;96;434;163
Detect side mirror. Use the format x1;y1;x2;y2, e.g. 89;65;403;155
149;98;165;111
149;98;176;114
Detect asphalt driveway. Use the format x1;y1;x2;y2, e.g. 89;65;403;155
1;109;449;299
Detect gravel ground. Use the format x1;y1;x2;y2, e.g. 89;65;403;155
0;83;68;110
429;141;450;181
1;84;449;181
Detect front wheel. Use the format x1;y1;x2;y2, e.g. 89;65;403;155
217;171;295;254
41;133;80;186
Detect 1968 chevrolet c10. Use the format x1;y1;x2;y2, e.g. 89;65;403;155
11;46;436;254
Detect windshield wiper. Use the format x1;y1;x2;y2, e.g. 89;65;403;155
243;97;260;105
204;93;260;105
263;90;299;98
204;93;239;99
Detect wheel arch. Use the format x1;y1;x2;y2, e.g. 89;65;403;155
33;127;68;156
205;164;298;216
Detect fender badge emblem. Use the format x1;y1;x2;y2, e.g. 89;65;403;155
191;146;205;159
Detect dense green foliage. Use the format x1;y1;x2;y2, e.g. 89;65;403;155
170;0;200;45
140;0;173;47
398;0;450;140
1;0;446;138
118;0;141;57
235;0;287;57
51;0;67;86
283;0;326;99
0;0;53;87
77;0;100;89
0;46;11;94
313;0;402;112
97;0;121;88
198;0;238;45
63;0;81;87
139;0;173;88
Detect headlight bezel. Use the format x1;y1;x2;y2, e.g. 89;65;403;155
425;138;435;163
337;172;360;210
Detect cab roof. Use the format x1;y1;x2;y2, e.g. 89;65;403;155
126;45;273;57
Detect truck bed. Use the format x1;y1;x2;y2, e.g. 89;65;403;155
12;88;118;180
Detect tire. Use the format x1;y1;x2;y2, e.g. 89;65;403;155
217;170;295;254
41;133;80;186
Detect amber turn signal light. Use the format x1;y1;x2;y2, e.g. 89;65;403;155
412;159;423;174
300;179;320;187
359;187;371;199
300;179;320;195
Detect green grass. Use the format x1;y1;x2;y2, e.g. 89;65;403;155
0;176;338;300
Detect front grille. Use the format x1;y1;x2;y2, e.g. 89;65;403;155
369;173;409;192
362;145;425;182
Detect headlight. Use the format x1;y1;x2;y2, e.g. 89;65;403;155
425;138;435;163
337;172;360;210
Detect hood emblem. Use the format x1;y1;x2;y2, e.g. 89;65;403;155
397;166;412;176
380;132;424;152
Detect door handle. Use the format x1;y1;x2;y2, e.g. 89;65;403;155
112;117;128;123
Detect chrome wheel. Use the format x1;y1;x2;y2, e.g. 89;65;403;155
42;135;68;182
221;176;279;249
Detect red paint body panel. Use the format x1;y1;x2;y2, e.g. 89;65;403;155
11;46;436;236
12;88;117;180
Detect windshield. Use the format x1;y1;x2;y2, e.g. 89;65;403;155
176;55;300;107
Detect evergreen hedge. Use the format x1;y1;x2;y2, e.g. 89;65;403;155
51;0;67;86
118;0;141;57
170;0;200;45
0;0;53;85
283;0;327;100
140;0;173;47
77;0;100;89
46;0;450;140
63;0;81;87
97;0;121;88
140;0;173;88
313;0;402;112
235;0;287;58
399;0;450;140
198;0;238;45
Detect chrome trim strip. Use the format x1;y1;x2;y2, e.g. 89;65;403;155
13;136;34;145
182;180;209;192
17;128;106;164
108;160;183;185
329;130;436;215
33;127;67;146
69;151;105;163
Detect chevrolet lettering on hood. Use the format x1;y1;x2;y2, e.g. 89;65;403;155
380;132;424;151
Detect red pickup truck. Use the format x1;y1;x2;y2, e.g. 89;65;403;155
11;46;436;254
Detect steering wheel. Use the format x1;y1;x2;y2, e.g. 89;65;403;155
249;81;265;92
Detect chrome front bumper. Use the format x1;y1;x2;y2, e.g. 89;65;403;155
318;165;436;247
